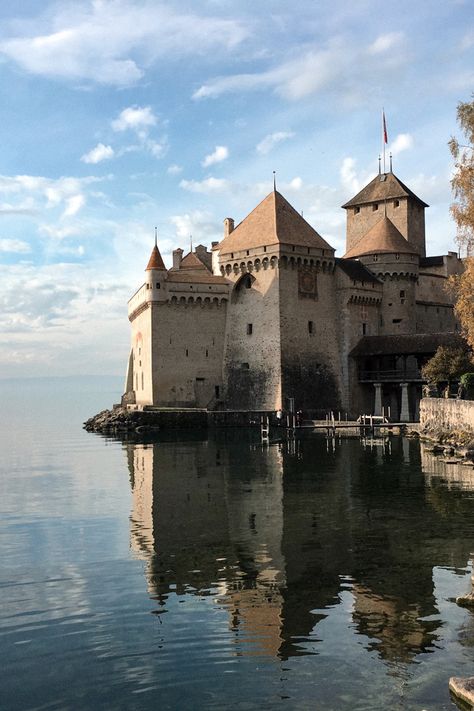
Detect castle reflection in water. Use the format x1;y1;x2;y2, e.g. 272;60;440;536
125;433;474;665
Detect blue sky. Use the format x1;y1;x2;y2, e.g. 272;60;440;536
0;0;472;378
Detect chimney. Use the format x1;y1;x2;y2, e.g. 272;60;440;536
172;248;183;270
224;217;234;239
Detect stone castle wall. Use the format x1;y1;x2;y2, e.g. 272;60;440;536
222;257;282;410
151;299;227;408
279;260;342;411
420;398;474;433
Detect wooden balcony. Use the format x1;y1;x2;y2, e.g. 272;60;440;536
358;369;423;383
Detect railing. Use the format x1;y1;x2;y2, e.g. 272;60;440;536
359;369;423;382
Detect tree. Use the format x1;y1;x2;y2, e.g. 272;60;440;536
449;98;474;351
421;344;473;385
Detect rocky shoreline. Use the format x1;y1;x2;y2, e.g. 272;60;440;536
418;427;474;463
83;406;208;434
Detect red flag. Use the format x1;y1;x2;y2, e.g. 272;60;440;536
382;111;388;144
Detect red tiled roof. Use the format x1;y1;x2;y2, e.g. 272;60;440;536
218;190;333;255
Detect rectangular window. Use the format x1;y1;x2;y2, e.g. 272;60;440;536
156;282;160;289
400;290;405;298
205;349;209;357
241;362;250;370
247;323;253;335
308;320;313;334
354;207;360;214
394;200;400;208
392;318;402;324
196;377;205;382
185;349;189;357
215;385;220;398
373;204;379;211
362;323;367;335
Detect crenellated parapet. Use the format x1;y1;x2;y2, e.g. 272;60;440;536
219;253;335;277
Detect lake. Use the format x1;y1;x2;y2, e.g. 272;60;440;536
1;378;474;710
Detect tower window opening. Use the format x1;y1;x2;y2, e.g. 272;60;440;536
246;250;250;256
186;349;189;357
392;318;402;324
362;323;367;335
263;246;267;252
354;207;360;215
215;385;220;398
141;372;144;390
373;255;378;261
308;320;313;334
400;290;405;298
394;200;400;208
395;253;400;260
246;323;253;335
373;204;379;212
242;362;250;370
206;349;209;357
156;282;161;289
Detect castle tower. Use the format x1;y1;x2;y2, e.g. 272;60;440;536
216;190;341;411
344;216;419;335
124;239;168;406
342;172;428;258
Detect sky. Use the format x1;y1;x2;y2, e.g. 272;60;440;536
0;0;472;379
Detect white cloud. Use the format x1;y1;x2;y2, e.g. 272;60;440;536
179;177;231;193
0;3;248;87
194;36;409;103
167;164;183;175
0;238;31;253
368;32;404;55
112;106;157;133
62;194;85;218
81;143;115;164
389;133;414;156
0;174;102;217
145;138;166;159
202;145;229;167
256;131;295;154
169;210;220;243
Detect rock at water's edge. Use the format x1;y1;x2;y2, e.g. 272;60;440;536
456;591;474;608
450;677;474;708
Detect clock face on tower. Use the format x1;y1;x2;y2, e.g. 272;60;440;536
298;267;318;300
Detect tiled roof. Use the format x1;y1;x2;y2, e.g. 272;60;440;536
218;190;333;255
343;216;418;259
166;248;224;285
342;172;429;209
146;244;166;270
178;251;208;270
167;271;229;285
336;258;381;285
350;332;464;357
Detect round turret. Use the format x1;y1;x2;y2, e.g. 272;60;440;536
145;242;167;302
344;216;419;334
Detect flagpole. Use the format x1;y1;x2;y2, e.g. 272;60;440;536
382;108;386;174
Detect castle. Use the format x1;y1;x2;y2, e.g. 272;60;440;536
123;169;463;421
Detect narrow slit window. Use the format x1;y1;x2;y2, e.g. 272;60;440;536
308;320;313;334
247;323;253;335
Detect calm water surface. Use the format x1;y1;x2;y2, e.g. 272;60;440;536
1;378;474;710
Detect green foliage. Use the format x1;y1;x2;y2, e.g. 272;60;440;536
421;345;473;384
460;372;474;388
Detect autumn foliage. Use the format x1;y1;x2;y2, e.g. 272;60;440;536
449;97;474;353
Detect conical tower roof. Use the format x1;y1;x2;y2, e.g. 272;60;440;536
146;244;166;270
218;190;333;255
342;172;428;209
343;216;418;259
